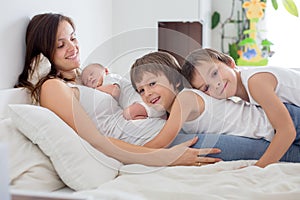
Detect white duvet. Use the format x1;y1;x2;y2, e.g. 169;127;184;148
75;160;300;200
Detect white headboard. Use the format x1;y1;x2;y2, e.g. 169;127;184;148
0;88;31;118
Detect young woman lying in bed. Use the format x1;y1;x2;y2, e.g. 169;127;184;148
15;13;300;168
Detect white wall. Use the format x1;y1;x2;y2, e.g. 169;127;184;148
102;0;211;77
0;0;112;89
1;0;213;89
265;2;300;68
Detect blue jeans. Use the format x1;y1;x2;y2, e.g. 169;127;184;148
170;103;300;162
286;103;300;144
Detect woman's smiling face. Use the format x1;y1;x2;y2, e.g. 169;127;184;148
53;20;80;77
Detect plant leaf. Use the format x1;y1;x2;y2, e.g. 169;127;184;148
211;11;220;29
238;38;256;46
271;0;278;10
282;0;299;17
261;39;274;46
228;43;239;63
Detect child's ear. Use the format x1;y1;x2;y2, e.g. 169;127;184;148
104;68;109;75
229;57;236;69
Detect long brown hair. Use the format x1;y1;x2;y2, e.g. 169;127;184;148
15;13;76;103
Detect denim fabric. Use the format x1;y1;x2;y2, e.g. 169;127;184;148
170;103;300;162
284;103;300;145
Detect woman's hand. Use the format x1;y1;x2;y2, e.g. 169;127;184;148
168;137;222;166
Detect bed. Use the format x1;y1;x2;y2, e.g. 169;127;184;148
1;77;300;200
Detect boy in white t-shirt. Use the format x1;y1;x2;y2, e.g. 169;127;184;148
81;63;166;120
181;48;300;168
130;50;300;168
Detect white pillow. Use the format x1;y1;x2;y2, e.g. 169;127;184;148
0;118;65;191
8;104;123;191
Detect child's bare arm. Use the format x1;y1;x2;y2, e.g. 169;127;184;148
96;84;120;100
144;91;204;148
248;73;296;168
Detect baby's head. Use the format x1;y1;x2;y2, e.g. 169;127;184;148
130;51;187;92
81;63;108;88
181;48;237;99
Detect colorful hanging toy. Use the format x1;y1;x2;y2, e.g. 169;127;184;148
237;0;274;66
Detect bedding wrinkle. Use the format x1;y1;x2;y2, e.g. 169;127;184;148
75;161;300;199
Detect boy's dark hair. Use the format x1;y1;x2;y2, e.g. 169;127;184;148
181;48;233;84
130;51;189;91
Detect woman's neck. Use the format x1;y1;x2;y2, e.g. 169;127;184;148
59;69;78;82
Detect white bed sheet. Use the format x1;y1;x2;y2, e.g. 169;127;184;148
74;161;300;200
2;84;300;200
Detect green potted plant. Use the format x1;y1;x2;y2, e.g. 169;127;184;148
211;0;298;65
